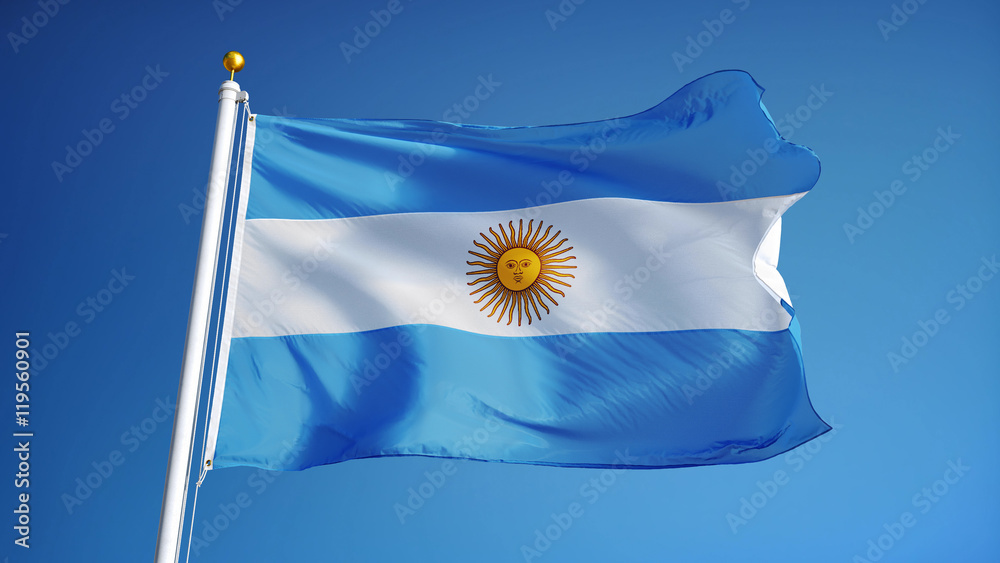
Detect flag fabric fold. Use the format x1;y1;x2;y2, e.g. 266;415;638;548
205;70;829;472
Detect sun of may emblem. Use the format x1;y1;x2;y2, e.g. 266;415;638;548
466;219;577;326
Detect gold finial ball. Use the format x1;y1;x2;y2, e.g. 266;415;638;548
223;51;245;74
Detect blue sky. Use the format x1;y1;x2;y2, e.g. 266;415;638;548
2;0;998;561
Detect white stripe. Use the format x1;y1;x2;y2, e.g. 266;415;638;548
230;194;802;338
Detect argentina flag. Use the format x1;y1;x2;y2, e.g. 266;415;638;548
204;70;829;472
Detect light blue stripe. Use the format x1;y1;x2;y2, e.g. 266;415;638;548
214;320;829;470
247;71;820;220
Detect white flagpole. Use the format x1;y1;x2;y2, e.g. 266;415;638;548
155;52;245;563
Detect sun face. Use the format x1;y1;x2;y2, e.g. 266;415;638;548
466;219;576;326
498;247;541;290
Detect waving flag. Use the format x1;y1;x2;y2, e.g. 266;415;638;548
204;70;829;471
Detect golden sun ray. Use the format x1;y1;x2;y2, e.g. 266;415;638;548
466;219;576;326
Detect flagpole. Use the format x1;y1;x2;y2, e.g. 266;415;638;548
154;52;245;563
